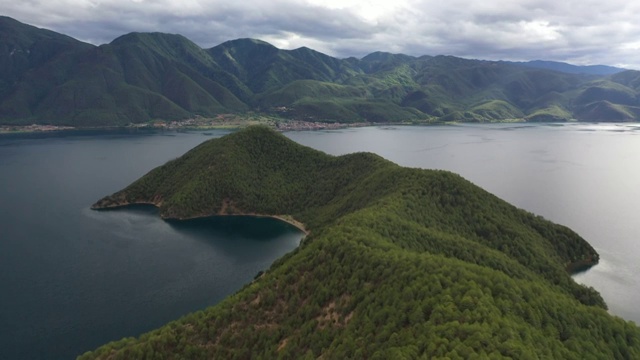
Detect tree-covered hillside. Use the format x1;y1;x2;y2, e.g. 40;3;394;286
2;16;640;126
84;126;640;359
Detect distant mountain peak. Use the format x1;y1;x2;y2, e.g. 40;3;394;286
109;31;192;46
361;51;415;62
509;59;625;75
215;37;277;49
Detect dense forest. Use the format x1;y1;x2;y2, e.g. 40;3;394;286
85;126;640;359
3;16;640;126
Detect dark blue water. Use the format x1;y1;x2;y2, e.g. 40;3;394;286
0;130;303;360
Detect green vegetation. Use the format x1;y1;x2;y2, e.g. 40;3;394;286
2;16;640;127
85;126;640;359
470;100;524;121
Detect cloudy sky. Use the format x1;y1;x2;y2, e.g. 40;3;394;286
3;0;640;68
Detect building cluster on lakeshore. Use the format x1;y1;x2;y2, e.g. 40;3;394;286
133;114;371;132
133;115;244;129
1;115;372;134
0;124;75;133
274;120;369;131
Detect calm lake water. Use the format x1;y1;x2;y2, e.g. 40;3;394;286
1;123;639;359
0;130;303;360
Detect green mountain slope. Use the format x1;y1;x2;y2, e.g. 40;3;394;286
0;16;94;96
0;19;251;126
0;16;97;123
208;39;363;94
359;51;418;73
84;126;640;359
2;16;640;126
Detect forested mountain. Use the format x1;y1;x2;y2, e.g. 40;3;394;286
2;16;640;126
85;126;640;359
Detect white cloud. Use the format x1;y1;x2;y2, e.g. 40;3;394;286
2;0;640;68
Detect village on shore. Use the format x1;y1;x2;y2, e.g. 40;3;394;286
0;124;75;133
0;114;373;134
133;114;372;131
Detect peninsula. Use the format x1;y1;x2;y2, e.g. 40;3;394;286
86;126;640;359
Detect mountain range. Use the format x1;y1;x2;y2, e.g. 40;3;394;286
2;15;640;126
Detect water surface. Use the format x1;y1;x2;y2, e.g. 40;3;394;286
2;123;639;359
0;130;302;359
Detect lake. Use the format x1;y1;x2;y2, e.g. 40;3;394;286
1;123;639;359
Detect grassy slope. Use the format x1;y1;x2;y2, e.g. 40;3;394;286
84;127;640;359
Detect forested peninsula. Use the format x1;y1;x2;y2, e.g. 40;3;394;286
86;126;640;359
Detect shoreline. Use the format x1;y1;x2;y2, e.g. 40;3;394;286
0;122;369;135
0;116;545;136
566;255;599;275
3;119;619;137
167;213;309;236
91;202;309;236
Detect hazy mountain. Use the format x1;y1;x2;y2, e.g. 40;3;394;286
1;16;639;126
509;60;625;75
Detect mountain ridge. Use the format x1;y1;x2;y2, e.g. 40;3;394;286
1;16;639;126
507;59;625;75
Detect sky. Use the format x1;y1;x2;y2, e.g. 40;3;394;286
3;0;640;68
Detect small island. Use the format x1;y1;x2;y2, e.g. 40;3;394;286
85;126;639;359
